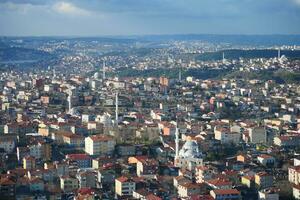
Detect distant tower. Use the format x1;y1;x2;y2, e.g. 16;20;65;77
222;52;225;64
115;92;118;126
278;48;281;59
174;125;179;165
102;60;106;80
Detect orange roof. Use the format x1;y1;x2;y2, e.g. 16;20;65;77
196;166;209;171
146;194;162;200
0;178;15;185
116;176;129;183
180;182;205;189
213;189;240;195
66;154;91;160
256;172;271;177
89;134;114;142
207;178;232;186
258;154;273;159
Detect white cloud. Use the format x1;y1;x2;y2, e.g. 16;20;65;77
293;0;300;5
53;2;91;16
0;2;46;14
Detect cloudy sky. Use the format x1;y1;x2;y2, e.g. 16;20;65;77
0;0;300;36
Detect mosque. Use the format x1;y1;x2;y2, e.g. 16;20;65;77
174;127;203;170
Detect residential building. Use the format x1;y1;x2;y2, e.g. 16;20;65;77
115;176;136;197
210;189;241;200
60;176;79;193
85;134;116;156
255;172;273;189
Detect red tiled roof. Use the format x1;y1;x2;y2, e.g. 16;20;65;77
89;134;114;142
207;178;232;186
258;154;273;159
146;194;162;200
0;178;15;185
77;187;95;195
213;189;240;195
256;171;270;176
66;154;91;160
116;176;128;183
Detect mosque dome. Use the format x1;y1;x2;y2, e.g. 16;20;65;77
179;140;202;159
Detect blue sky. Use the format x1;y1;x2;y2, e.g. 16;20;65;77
0;0;300;36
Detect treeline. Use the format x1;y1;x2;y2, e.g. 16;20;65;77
116;67;232;80
225;69;300;84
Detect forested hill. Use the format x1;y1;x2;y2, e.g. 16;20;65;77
196;49;300;61
0;46;53;62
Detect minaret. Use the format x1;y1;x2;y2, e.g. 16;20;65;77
115;92;118;126
179;68;182;82
175;125;179;164
278;48;281;59
103;60;106;80
222;52;225;64
68;89;72;114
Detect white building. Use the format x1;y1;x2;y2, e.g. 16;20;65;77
293;185;300;200
214;129;241;145
288;166;300;185
85;134;116;156
248;127;266;144
115;176;136;197
257;155;276;166
258;188;279;200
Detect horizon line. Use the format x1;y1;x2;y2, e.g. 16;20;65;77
1;33;300;38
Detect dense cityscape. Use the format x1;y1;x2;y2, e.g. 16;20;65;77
0;35;299;200
1;0;300;199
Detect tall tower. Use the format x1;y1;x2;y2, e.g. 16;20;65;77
222;52;225;64
115;92;118;126
179;68;182;82
102;60;106;80
175;125;179;164
278;48;281;59
178;58;182;82
67;89;72;114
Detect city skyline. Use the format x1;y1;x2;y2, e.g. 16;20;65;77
1;0;300;36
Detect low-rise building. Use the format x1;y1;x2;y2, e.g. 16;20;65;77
196;166;213;183
177;182;207;198
23;156;36;170
255;172;273;189
257;154;276;167
76;170;96;188
115;176;136;197
210;189;241;200
66;154;92;168
60;176;79;193
258;188;279;200
136;158;159;177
